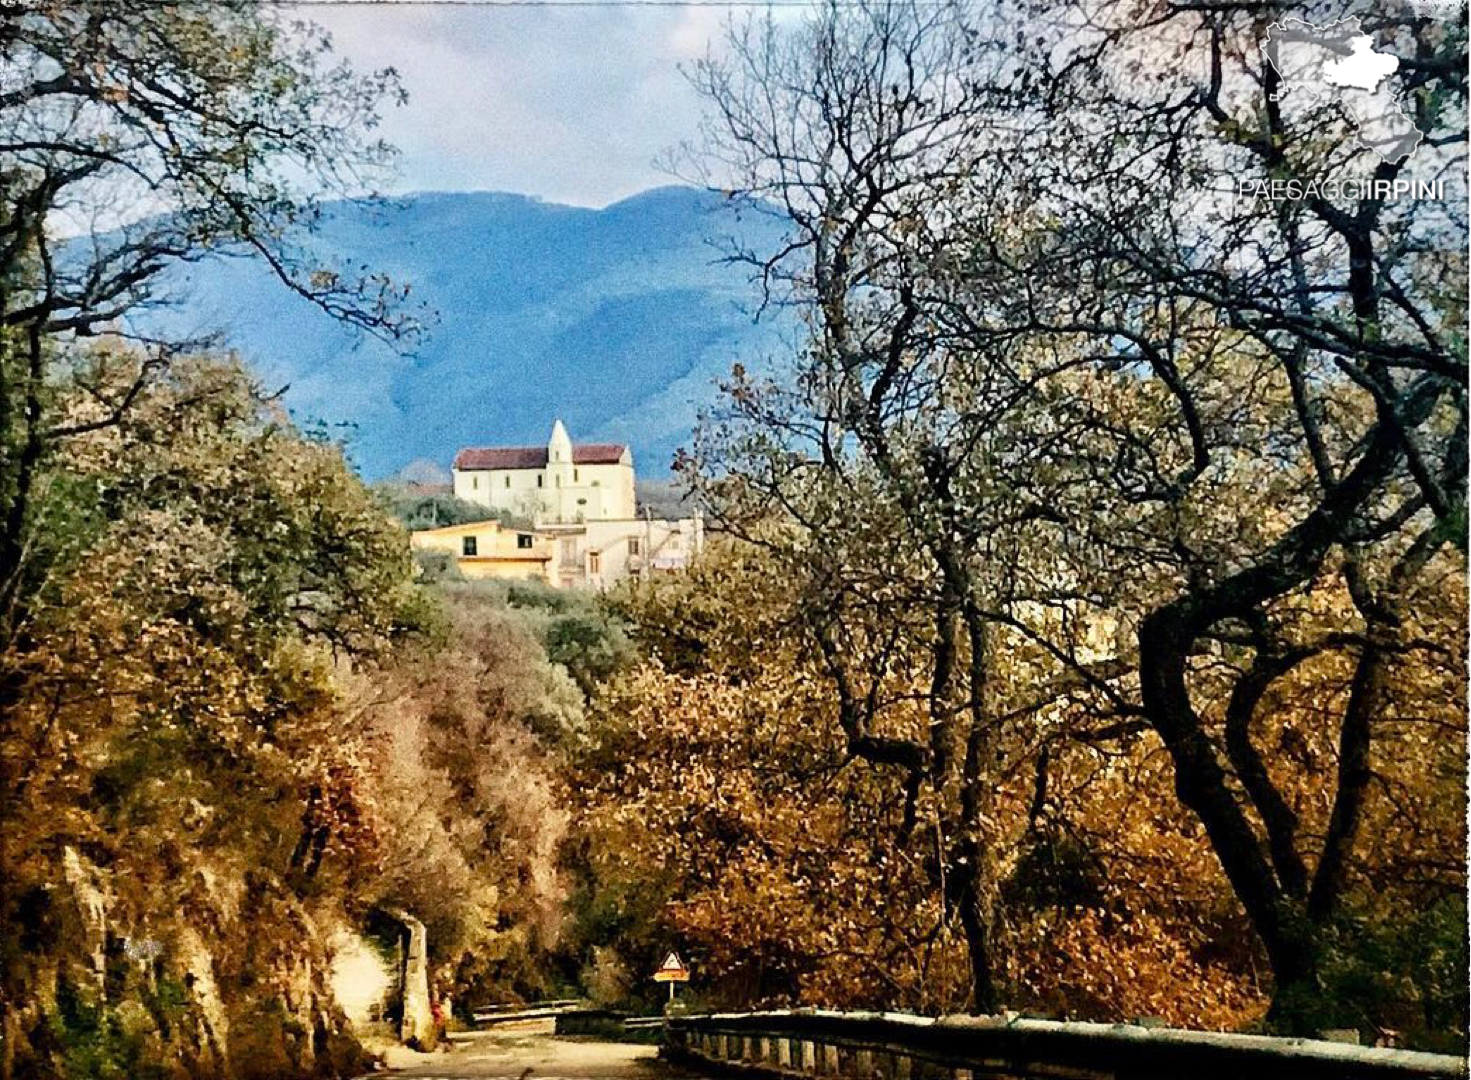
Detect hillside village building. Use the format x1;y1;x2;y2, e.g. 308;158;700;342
452;420;635;524
409;520;553;582
542;515;703;590
426;420;704;589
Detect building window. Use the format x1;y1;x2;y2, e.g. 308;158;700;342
591;480;600;487
472;476;478;490
561;539;577;565
537;475;543;488
574;468;580;482
588;551;601;575
504;475;510;488
628;538;641;556
463;536;477;557
555;475;561;488
517;534;533;549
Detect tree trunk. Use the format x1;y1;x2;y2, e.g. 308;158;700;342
946;851;999;1015
1309;608;1394;923
956;601;1000;1015
1139;608;1322;1030
958;873;999;1015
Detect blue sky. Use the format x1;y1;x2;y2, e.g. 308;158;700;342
304;1;735;207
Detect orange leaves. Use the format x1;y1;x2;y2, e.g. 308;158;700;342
1007;907;1264;1030
0;350;441;1068
575;647;946;1009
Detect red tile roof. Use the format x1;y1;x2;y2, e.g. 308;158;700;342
454;446;546;470
454;443;628;470
572;443;629;465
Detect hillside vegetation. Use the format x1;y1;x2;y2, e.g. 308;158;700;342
2;2;1464;1077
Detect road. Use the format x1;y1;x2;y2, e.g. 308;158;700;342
376;1023;696;1080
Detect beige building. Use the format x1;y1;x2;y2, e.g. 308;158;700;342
409;520;552;582
543;515;705;590
452;420;635;525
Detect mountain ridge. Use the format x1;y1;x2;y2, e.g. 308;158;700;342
145;185;790;478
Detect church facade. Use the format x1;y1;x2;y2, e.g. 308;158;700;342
452;420;636;524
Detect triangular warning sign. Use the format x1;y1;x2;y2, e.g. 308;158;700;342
654;949;690;988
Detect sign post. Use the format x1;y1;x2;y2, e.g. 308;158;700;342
652;950;690;1004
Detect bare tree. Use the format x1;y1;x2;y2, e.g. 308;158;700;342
686;0;1466;1030
683;0;1136;1013
983;0;1467;1027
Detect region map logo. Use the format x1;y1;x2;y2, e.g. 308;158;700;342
1239;15;1448;202
1262;16;1422;163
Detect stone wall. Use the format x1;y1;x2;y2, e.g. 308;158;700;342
384;909;435;1049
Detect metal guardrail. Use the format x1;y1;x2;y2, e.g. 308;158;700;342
665;1009;1468;1080
471;1000;587;1024
553;1008;665;1039
475;998;584;1014
468;1001;665;1038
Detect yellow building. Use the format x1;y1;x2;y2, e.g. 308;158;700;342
409;520;552;582
451;420;636;525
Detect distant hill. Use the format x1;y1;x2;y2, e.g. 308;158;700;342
144;187;792;478
635;478;700;520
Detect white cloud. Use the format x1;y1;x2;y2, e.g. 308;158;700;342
298;1;734;206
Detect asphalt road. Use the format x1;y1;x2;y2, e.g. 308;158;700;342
377;1026;698;1080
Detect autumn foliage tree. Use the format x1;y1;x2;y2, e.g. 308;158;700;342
0;7;428;1070
575;531;1463;1041
0;351;435;1078
348;581;631;1011
578;551;970;1013
663;0;1466;1041
1;0;413;636
576;546;1267;1026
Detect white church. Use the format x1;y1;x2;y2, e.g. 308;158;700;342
451;419;636;524
437;420;703;590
